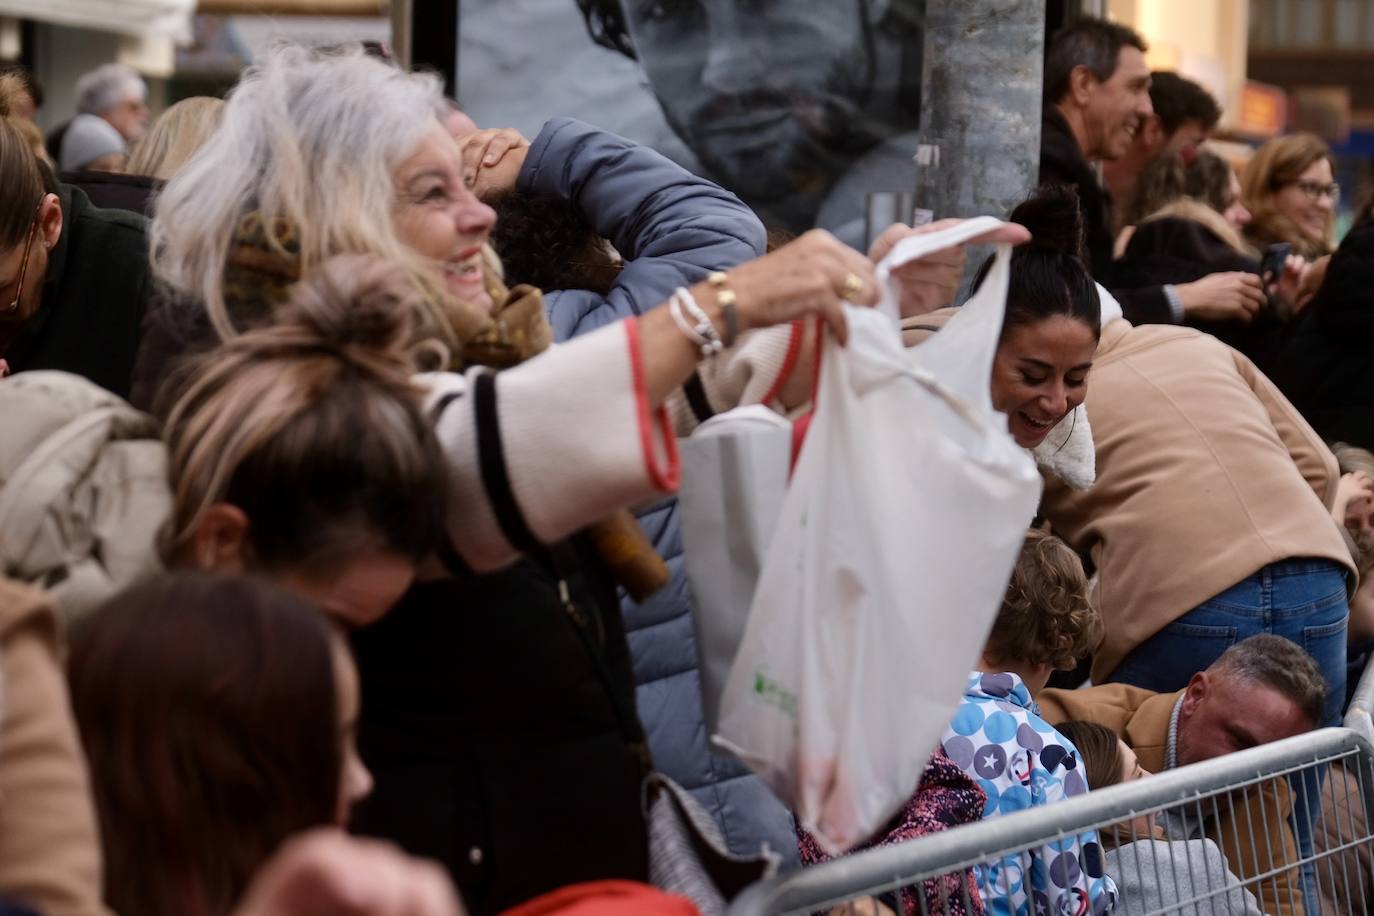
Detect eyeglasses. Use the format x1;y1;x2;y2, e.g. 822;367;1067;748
3;201;41;315
1287;179;1341;204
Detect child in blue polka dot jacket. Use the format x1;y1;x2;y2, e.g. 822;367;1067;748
943;529;1117;916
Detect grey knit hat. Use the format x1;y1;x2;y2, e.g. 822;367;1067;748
59;113;126;172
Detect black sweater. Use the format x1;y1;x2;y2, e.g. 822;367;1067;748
5;185;150;398
1271;223;1374;450
1038;108;1173;326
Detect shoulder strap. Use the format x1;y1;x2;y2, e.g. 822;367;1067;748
437;374;651;773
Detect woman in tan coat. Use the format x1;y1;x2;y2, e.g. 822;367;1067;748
1039;315;1353;726
0;577;110;916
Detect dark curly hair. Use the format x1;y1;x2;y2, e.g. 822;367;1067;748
487;190;623;296
1149;71;1220;136
984;529;1102;671
972;184;1102;344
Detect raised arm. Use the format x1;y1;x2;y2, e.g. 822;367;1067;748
428;229;878;571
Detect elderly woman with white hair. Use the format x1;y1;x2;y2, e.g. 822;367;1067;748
127;42;905;914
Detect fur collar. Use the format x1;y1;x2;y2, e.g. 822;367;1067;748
1029;283;1123;491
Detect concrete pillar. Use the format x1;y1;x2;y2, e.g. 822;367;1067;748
918;0;1047;222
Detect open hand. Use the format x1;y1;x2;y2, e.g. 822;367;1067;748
458;128;530;200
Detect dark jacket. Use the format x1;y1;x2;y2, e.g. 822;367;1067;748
1114;207;1284;370
1039;108;1172;326
526;119;800;865
1271;222;1374;450
4;185;150;398
350;541;649;916
58;170;161;218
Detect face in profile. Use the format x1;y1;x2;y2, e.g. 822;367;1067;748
1176;670;1312;767
1083;46;1152;161
106;90;151;144
1222;171;1251;232
617;0;876;203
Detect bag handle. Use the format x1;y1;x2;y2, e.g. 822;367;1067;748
872;216;1012;323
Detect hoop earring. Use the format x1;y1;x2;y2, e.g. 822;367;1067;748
1052;408;1076;456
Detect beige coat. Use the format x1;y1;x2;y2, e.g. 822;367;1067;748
0;577;110;916
1041;320;1354;683
1039;684;1305;916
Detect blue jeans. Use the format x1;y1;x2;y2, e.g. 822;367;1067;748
1106;558;1349;726
1107;558;1349;916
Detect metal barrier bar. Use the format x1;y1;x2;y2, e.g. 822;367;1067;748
1344;656;1374;746
727;728;1374;916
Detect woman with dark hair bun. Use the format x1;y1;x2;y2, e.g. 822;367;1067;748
902;185;1101;453
69;571;372;916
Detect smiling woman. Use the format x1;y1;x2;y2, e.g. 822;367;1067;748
1242;132;1338;260
898;187;1101;451
976;186;1101;449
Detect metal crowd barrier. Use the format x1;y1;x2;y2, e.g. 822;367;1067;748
727;721;1374;916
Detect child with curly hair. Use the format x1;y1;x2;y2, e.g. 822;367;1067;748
943;529;1116;916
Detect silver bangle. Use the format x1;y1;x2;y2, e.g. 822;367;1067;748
670;287;724;358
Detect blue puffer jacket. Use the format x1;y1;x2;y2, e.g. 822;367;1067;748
522;118;800;867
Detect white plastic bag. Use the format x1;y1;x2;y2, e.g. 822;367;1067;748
713;217;1043;854
678;406;793;735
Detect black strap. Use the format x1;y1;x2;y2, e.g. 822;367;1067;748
429;390;463;424
682;371;715;425
542;542;651;774
472;371;542;557
459;372;650;772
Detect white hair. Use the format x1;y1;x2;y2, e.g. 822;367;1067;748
149;44;450;342
75;63;146;115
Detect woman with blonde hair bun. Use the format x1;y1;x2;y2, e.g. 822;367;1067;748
1242;132;1339;260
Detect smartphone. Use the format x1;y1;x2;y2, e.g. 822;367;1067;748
1260;243;1292;284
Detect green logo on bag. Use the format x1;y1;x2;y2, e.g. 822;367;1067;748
753;672;798;720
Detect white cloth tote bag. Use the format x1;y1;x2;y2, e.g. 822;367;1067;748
713;217;1043;855
678;406;793;736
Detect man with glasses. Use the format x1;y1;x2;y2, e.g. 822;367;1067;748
0;114;151;397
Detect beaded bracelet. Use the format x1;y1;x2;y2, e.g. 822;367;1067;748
670;286;725;358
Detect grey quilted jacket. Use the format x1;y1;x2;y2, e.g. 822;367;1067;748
527;117;800;866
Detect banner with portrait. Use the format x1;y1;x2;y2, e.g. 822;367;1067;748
456;0;925;248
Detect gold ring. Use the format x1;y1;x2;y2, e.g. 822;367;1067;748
843;272;864;299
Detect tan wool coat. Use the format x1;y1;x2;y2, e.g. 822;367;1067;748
1040;320;1354;683
0;577;110;916
1039;684;1305;916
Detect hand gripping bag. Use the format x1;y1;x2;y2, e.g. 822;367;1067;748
713;217;1043;854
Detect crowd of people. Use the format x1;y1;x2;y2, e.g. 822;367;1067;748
0;13;1369;916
